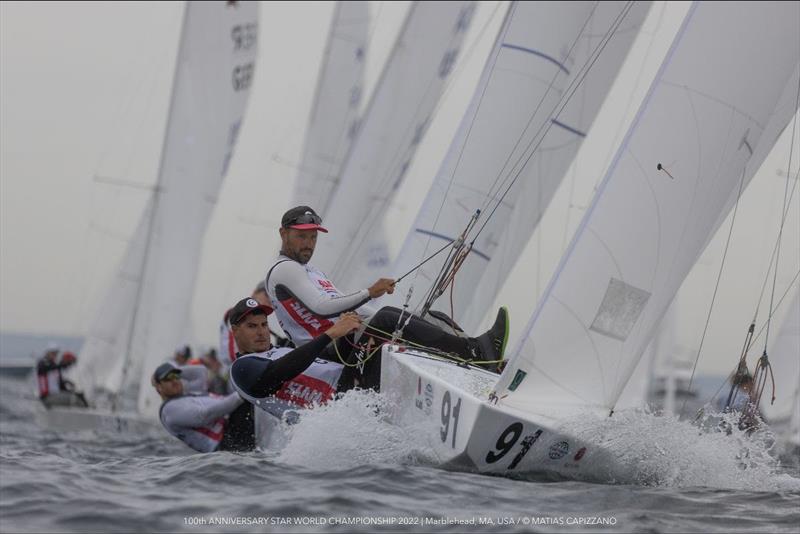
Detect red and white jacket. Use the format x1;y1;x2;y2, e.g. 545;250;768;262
235;347;343;419
265;255;375;346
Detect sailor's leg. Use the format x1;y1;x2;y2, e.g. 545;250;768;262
364;307;473;356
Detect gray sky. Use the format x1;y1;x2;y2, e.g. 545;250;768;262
1;1;797;377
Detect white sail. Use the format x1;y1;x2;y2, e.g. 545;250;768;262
387;1;651;327
311;1;476;287
760;289;799;427
73;200;153;398
69;1;260;417
493;1;800;417
290;1;369;215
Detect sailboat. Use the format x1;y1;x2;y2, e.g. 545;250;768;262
36;0;259;432
378;1;799;481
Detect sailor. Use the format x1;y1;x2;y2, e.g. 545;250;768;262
264;206;394;347
36;343;88;408
200;349;229;395
229;296;507;421
227;297;360;407
218;281;273;365
152;362;249;453
264;206;508;373
172;345;192;366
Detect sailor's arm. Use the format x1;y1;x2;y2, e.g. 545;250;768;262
248;313;361;396
272;261;393;317
163;393;243;428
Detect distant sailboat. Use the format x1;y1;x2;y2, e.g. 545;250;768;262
380;1;800;481
40;0;259;431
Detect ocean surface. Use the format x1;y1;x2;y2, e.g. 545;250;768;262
1;358;799;533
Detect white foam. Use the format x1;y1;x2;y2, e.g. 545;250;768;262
558;407;800;491
276;389;433;469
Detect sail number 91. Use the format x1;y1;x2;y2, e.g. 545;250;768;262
440;391;461;448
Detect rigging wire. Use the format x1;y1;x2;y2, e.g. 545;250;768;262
327;1;507;279
678;165;749;419
682;84;800;419
471;1;636;244
405;1;637;317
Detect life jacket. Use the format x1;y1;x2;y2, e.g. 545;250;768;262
231;347;343;421
159;395;228;453
265;258;338;346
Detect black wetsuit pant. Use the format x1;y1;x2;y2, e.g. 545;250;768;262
325;306;475;392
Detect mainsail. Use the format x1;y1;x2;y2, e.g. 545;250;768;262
311;1;476;287
290;1;369;215
493;1;800;417
74;1;259;418
387;1;651;329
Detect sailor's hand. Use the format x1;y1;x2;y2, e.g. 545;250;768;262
368;278;396;298
326;312;362;339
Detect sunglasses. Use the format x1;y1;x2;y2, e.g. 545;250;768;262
158;371;181;383
284;212;322;227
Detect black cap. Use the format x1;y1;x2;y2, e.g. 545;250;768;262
280;206;328;233
152;362;181;383
229;297;273;325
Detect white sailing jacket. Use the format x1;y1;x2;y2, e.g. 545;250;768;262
265;254;374;346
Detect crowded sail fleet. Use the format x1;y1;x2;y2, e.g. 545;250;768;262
33;1;799;480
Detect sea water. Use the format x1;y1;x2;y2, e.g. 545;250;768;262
1;372;799;533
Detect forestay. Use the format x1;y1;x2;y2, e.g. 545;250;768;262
493;1;800;417
71;1;260;417
387;1;651;330
290;1;369;215
311;1;476;288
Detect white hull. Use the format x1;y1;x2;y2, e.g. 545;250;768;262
35;406;158;435
380;346;631;482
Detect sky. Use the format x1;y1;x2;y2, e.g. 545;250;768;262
1;1;798;378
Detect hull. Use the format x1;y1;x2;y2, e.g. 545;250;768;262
0;365;33;378
35;406;158;434
380;346;631;482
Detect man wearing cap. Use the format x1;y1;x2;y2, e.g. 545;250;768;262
264;206;509;374
264;205;396;348
152;362;247;453
219;281;273;367
226;297;361;444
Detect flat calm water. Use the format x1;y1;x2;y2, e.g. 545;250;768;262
1;374;799;533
